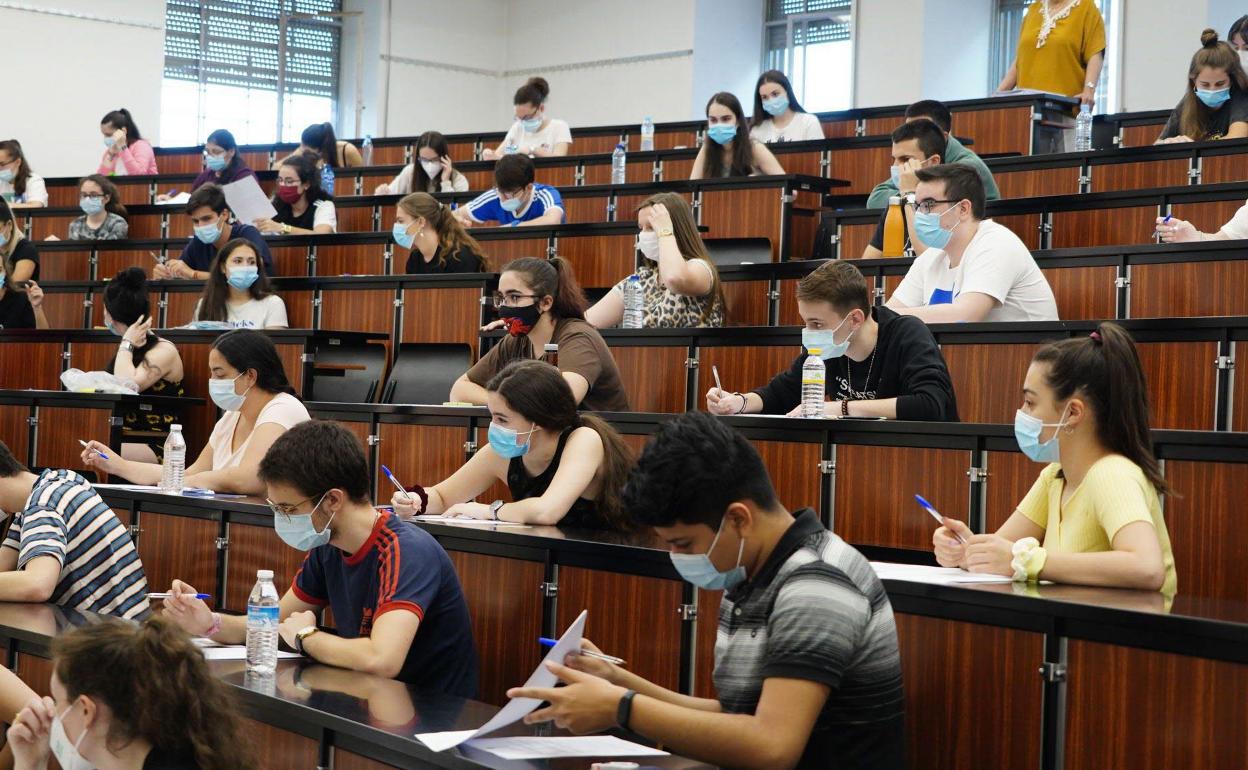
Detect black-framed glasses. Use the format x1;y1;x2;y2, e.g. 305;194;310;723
80;193;105;201
265;492;325;521
492;292;541;309
915;199;959;215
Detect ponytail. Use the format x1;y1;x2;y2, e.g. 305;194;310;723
1032;322;1170;495
501;256;588;320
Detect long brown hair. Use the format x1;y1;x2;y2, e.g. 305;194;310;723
196;238;275;322
1032;322;1170;496
412;131;456;192
638;192;725;324
0;196;23;264
52;615;250;770
398;192;489;270
704;92;755;179
1178;29;1248;140
0;140;32;199
501;256;588;320
487;359;635;530
79;173;128;219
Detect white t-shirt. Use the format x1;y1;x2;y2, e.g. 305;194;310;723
311;199;337;231
890;219;1059;322
749;112;824;144
208;392;309;471
387;165;470;194
501;118;573;154
193;295;289;329
1218;200;1248;240
0;173;47;205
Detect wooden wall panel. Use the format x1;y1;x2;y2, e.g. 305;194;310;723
334;750;401;770
941;343;1036;425
954;106;1035;157
721;279;770;327
446;140;476;163
561;195;612;224
609;345;688;414
1045;265;1117;321
164;290;200;328
400;286;481;356
700;188;782;260
1130;261;1248;318
225;521;307;612
159;153;204;174
822;119;858;138
1135;341;1217;430
834;445;968;549
697;345;795;408
97;250;157;284
0;342;62;390
574;135;621;156
862;116;903;136
36;406;110;473
126;213;163;240
1050;206;1157;249
1198;154;1248;185
827;145;893;195
376;424;466;495
1090;159;1189;193
839;222;878;260
581;159;654;187
135;511;218;599
35;249;92;282
1064;641;1248;770
0;404;30;466
1235;341;1248;433
992;213;1044;250
771;149;823;178
314;243;386;276
659;158;695;181
40;290;88;328
27;214;78;241
281;289;315;331
15;652;53;696
1162;461;1248;603
897;614;1043;770
241;718;321;770
994;166;1080;199
1118;124;1163;148
554;233;637;289
46;183;78;207
984;450;1036;533
755;439;823;515
474;235;547;265
778;278;803;326
652;129;699;149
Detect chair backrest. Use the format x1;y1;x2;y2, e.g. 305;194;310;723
384;343;473;405
308;342;386;403
704;237;772;266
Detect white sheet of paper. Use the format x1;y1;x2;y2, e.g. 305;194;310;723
411;515;531;528
223;175;277;225
157;192;192;206
198;645;301;661
415;609;587;752
469;735;669;760
870;562;1014;585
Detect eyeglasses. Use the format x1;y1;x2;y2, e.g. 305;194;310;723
492;291;540;309
81;193;105;201
915;199;960;215
265;493;324;521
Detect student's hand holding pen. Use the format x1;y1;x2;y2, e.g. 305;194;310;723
933;518;974;569
562;639;623;683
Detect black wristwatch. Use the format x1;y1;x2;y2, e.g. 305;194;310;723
616;689;637;729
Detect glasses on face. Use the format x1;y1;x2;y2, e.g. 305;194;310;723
265;493;324;522
277;177;300;186
81;193;105;201
915;199;958;215
492;291;540;309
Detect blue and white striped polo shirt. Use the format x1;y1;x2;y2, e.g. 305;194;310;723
2;470;149;619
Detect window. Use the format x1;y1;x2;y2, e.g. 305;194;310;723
162;0;341;147
990;0;1120;114
762;0;855;113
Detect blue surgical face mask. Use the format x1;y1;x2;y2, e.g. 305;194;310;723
0;169;14;184
669;519;746;591
80;196;104;215
1014;403;1070;463
392;221;415;249
0;226;8;251
762;95;789;117
521;116;542;132
707;123;738;146
227;265;259;291
913;204;962;250
103;313;123;337
194;218;222;245
801;314;854;360
488;421;537;458
103;134;118;148
1195;87;1232;109
274;493;335;551
205;152;228;172
500;193;525;213
889;165;901;188
208;372;251;412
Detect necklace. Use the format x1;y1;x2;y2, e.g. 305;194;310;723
844;347;877;399
1037;0;1080;48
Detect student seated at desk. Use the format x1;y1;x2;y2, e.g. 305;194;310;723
451;257;630;411
933;322;1177;594
748;70;824;144
482;77;572;160
707;260;957;420
1157;197;1248;242
98;108;158;176
67;175;129;240
690;92;784;180
394;192;489;274
192;128;257;190
291;121;363;174
163;420;479;695
1156;30;1248;144
454;154;564;228
394;360;633;529
157;184;274;281
190;240;288;329
0;140;46;208
0;197;41;286
82;329;309;495
509;411;904;770
375;131;469;195
8;616;248;770
885;164;1058;323
0;200;45;330
585;193;725;329
859;119;946;259
254;152;337;235
0;441;149;618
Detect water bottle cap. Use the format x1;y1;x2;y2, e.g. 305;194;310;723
170;424;182;431
808;348;823;355
257;569;274;579
628;274;639;281
1080;104;1091;113
888;196;901;205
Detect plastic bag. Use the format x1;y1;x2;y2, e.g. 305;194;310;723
60;368;139;395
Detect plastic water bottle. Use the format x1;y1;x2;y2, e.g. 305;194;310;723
611;143;627;185
158;424;186;494
245;570;281;676
503;143;519;155
801;351;826;419
622;274;644;328
640;117;655;152
362;134;374;165
1075;104;1093;152
320;163;335;194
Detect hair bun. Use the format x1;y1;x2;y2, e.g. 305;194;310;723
118;266;147;290
1201;28;1219;47
527;77;550;98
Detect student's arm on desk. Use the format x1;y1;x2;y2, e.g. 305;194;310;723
496;427;600;525
516;208;564;227
888;292;996;323
163;581;319;645
448;374;488;404
0;550;59;603
285;609;420;679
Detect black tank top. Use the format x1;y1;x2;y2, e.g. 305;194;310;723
506;427;601;529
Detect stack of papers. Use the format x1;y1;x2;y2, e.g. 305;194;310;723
192;637;302;661
871;562;1013;585
469;735;668;760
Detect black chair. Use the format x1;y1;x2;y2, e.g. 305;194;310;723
309;342;386;403
704;237;772;266
383;343;473;405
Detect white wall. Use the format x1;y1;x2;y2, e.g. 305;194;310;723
0;0;164;177
692;0;763;120
920;0;993;103
854;0;925;108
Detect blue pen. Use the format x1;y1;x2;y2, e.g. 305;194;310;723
78;440;108;460
915;494;965;544
538;637;626;665
380;465;413;503
147;592;211;600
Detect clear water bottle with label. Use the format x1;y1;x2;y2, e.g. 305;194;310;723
320;163;335;195
622;274;644;329
611;143;627;185
362;134;374;165
1075;104;1093;152
640;117;655;151
801;351;826;419
246;569;281;676
158;424;186;494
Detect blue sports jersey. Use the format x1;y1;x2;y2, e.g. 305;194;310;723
464;183;564;226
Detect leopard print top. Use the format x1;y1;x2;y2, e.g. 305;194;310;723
611;259;725;328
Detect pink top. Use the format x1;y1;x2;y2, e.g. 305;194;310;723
97;138;158;176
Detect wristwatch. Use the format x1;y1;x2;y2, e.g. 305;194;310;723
281;223;292;235
1085;81;1097;89
294;625;319;655
489;500;505;521
119;340;134;352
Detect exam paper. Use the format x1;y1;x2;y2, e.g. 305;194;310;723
192;638;301;661
469;735;669;760
871;562;1014;585
157;192;192;206
415;609;587;752
411;515;531;528
223;175;277;225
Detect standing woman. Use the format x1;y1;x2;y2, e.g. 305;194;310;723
690;92;785;180
192;128;257;190
67;175;129;240
98;108;158;176
0;140;47;208
483;78;573;159
995;0;1105;153
749;71;824;143
253;153;337;235
375;131;469;195
393;192;490;274
1155;30;1248;144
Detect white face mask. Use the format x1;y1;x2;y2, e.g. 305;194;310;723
419;159;442;178
637;230;661;261
50;703;95;770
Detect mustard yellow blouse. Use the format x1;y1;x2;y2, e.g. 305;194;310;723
1016;0;1107;99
